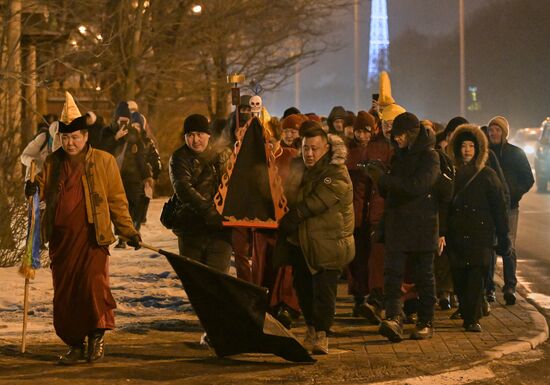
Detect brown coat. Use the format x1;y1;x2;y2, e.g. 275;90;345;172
39;146;138;246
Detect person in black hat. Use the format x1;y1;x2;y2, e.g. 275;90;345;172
24;116;140;365
363;112;440;342
98;101;132;154
169;113;232;271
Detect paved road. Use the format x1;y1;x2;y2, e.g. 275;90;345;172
515;189;550;315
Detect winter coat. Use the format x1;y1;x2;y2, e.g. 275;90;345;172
169;143;229;233
276;134;355;273
365;132;393;224
38;146;138;246
346;141;371;227
447;125;509;266
434;148;454;236
378;126;440;252
142;132;162;180
489;141;533;209
487;149;511;209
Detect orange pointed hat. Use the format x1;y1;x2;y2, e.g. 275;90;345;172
378;71;395;107
60;91;81;124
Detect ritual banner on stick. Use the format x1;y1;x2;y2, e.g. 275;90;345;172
19;161;41;353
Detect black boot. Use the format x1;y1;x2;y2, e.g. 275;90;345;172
503;287;516;305
58;344;86;365
352;296;365;317
87;330;105;362
276;306;293;329
114;239;126;249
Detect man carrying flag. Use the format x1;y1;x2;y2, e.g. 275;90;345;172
25;115;141;365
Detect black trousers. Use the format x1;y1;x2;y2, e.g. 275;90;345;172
384;250;436;323
289;245;339;332
451;263;487;326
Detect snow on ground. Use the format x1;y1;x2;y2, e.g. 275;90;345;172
0;198;198;342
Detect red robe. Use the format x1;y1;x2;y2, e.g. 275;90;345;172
49;157;115;346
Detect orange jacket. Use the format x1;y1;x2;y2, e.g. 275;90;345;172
39;146;138;245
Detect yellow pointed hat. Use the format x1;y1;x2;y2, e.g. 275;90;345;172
60;91;81;124
378;71;395;107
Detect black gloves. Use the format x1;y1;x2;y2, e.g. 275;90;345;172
278;208;301;234
358;160;387;184
127;234;142;250
495;234;512;256
25;180;38;197
205;210;225;229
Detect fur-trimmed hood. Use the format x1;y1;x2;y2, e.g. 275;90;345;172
448;124;489;169
328;133;348;165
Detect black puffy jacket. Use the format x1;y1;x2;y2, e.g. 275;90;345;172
379;126;440;252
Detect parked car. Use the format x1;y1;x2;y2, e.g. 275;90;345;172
534;118;550;192
510;127;541;166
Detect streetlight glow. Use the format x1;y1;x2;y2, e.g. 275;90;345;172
191;4;202;14
78;25;87;34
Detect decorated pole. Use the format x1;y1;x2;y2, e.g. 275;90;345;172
20;160;38;353
227;73;245;130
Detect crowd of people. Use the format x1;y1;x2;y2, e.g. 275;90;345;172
20;70;535;362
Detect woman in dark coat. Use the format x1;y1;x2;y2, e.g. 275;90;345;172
447;124;510;332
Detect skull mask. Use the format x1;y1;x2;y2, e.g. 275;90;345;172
249;95;262;116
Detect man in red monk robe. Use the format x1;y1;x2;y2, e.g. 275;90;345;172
25;115;141;365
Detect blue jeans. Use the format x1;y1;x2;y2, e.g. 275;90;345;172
486;208;518;292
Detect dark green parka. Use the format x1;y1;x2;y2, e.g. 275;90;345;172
275;134;355;273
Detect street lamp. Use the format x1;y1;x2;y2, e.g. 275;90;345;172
459;0;465;117
191;4;202;14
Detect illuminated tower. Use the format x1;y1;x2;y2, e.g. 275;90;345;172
368;0;390;86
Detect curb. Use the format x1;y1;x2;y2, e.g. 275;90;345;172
377;280;549;385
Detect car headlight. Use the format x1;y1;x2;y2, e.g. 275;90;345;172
524;145;535;154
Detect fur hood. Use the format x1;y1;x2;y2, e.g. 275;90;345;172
448;124;489;169
328;133;348;165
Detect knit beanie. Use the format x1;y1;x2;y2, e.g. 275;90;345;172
131;111;145;128
380;103;406;122
305;112;321;122
281;113;308;131
488;115;510;139
391;112;420;136
114;101;131;120
353;111;375;132
183;114;210;135
328;106;346;121
444;116;469;136
283;106;301;119
344;111;356;128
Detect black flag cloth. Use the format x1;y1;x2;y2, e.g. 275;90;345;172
160;248;314;363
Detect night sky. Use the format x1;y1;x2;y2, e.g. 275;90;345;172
265;0;494;120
